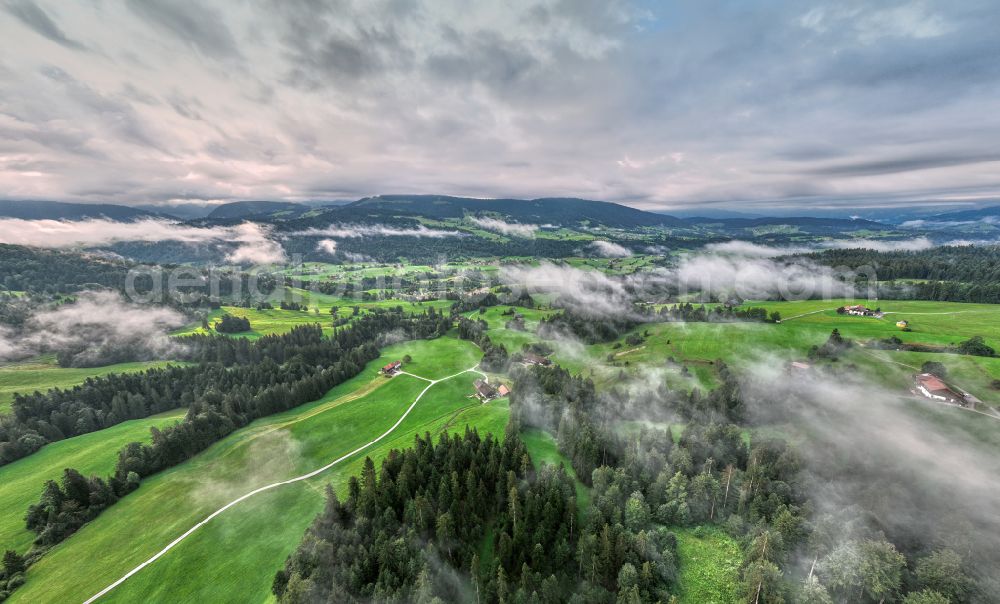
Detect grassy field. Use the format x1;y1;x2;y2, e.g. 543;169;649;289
674;525;742;604
172;289;453;339
0;408;187;555
750;298;1000;348
0;358;177;415
11;335;511;604
470;298;1000;408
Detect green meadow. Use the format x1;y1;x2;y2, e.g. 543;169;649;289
0;358;176;415
172;288;453;339
674;525;742;604
10;336;510;604
0;408;187;555
474;298;1000;405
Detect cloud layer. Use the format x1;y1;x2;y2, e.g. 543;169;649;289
590;240;632;258
0;290;186;365
1;1;999;209
294;224;462;238
469;216;538;238
0;218;287;263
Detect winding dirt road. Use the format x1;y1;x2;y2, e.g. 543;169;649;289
83;365;482;604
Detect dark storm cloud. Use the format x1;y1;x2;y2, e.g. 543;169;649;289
3;0;87;50
0;1;999;208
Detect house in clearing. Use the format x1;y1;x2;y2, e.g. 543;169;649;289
496;384;511;397
896;320;909;329
473;379;498;401
522;352;552;366
914;373;967;406
839;304;882;318
381;361;402;376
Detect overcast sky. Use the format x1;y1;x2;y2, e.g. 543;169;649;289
1;0;999;211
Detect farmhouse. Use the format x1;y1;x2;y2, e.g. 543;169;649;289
522;352;552;366
496;384;511;397
473;379;498;401
381;361;402;376
838;304;882;318
913;373;966;406
896;320;909;329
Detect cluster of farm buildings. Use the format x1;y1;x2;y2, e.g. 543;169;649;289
912;373;980;408
380;359;512;402
837;304;883;318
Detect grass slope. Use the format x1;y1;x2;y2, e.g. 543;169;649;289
0;408;186;554
11;336;506;604
674;525;742;604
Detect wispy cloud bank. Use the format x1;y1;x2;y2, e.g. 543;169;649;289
672;253;853;300
0;218;286;264
742;361;1000;587
590;240;632;258
294;224;462;238
703;241;812;257
0;290;186;365
502;252;857;316
316;239;337;255
821;237;934;252
469;216;538;238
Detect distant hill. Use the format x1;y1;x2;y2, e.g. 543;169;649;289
0;200;164;221
683;216;886;229
346;195;688;228
926;205;1000;223
207;201;306;220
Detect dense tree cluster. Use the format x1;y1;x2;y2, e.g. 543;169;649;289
804;246;1000;303
24;469;122;547
869;334;996;358
538;312;640;344
456;316;510;372
656;303;778;323
449;292;500;314
274;428;580;603
505;362;809;602
214;313;251;333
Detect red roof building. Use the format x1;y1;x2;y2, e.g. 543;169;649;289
382;361;402;374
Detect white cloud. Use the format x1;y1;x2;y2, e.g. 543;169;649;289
294;224;463;238
0;218;286;264
225;222;287;264
590;240;632;257
469;216;538;237
316;239;337;255
0;290;186;365
821;237;934;252
703;241;812;257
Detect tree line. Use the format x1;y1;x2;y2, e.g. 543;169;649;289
805;246;1000;304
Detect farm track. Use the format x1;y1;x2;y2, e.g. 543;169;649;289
82;365;482;604
777;308;836;322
